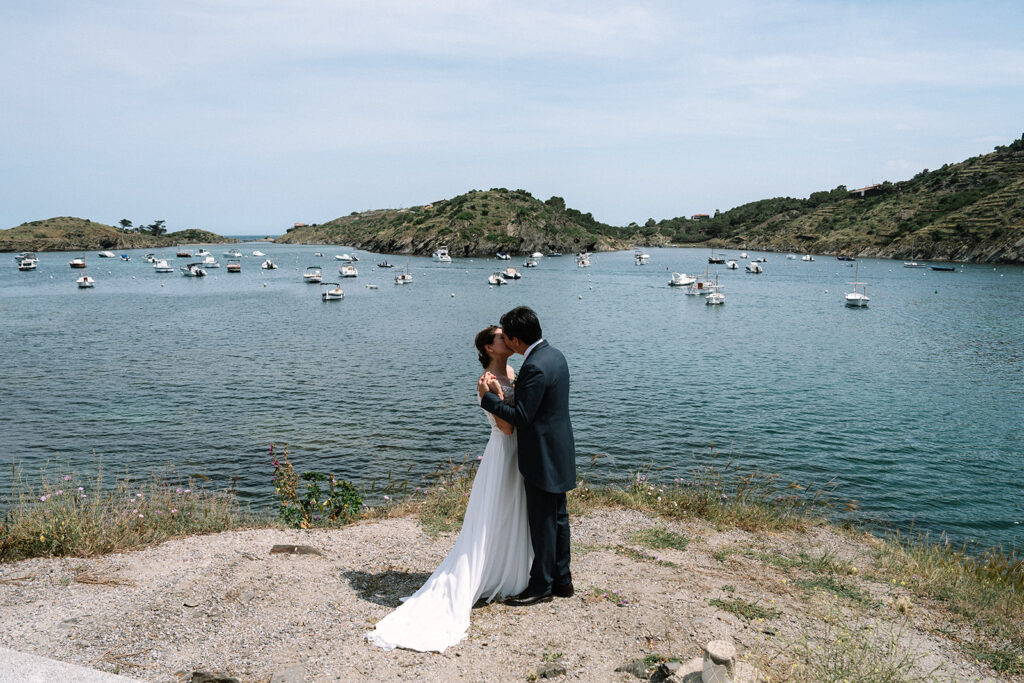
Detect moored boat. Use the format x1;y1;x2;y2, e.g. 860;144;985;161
69;257;87;268
226;259;241;273
321;282;344;301
303;265;323;283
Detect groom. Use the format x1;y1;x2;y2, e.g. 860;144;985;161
478;306;576;606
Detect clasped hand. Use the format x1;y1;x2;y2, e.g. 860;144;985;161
477;371;503;399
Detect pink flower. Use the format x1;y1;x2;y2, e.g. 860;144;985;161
55;490;63;495
39;495;48;502
77;487;84;492
383;495;390;501
184;489;191;494
138;514;144;518
171;509;177;514
176;488;183;494
80;494;87;499
63;475;72;481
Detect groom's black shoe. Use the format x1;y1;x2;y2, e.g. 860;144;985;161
504;589;553;606
553;582;574;598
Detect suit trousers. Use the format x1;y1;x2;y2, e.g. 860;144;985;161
524;480;572;594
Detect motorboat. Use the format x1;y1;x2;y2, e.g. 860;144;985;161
377;260;394;268
495;251;511;260
745;261;763;274
224;249;242;257
740;252;748;259
365;284;379;290
339;264;358;278
153;259;174;273
69;257;87;268
523;259;538;268
433;246;452;263
708;248;725;264
181;262;207;277
668;272;696;287
634;251;650;265
836;255;855;261
755;257;767;262
321;282;344;301
119;254;130;261
203;255;220;268
336;253;354;262
705;276;725;305
17;257;38;271
350;253;359;262
547;251;563;257
688;267;713;295
726;259;738;270
576;252;591;267
801;254;814;262
845;263;869;307
226;259;241;273
98;251;116;258
931;265;956;271
503;267;521;280
76;272;95;288
261;259;277;270
488;272;507;285
196;248;211;258
531;252;543;259
786;253;797;260
144;253;157;263
303;266;323;283
313;252;323;257
14;251;36;263
176;250;192;258
252;250;265;257
394;264;413;284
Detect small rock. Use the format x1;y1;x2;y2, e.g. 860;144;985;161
536;662;566;678
270;544;323;556
239;589;256;603
191;673;240;683
183;599;201;608
760;626;777;636
614;659;649;679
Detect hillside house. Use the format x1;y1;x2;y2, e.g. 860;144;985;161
691;213;710;221
848;184;882;198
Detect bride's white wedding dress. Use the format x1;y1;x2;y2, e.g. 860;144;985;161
365;380;532;652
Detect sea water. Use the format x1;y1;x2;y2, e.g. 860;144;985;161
1;245;1021;552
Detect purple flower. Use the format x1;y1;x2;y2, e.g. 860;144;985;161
383;495;390;501
176;488;183;494
63;475;72;481
77;486;84;492
39;495;48;502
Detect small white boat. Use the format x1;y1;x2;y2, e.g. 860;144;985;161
365;284;379;290
97;251;116;258
668;272;696;287
303;266;323;283
119;254;130;262
313;252;323;257
17;257;38;271
226;259;241;273
336;253;354;262
339;264;358;278
726;259;738;270
634;251;650;265
196;248;211;258
181;262;207;277
76;273;95;289
705;277;725;305
786;253;797;260
531;252;543;259
503;267;521;280
903;261;926;268
394;264;413;284
69;257;87;268
252;250;266;257
144;253;157;263
488;272;507;285
153;259;174;273
745;261;763;274
576;252;591;267
203;255;220;268
224;249;242;258
14;252;36;263
261;259;277;270
523;259;538;268
756;257;767;262
496;251;511;260
845;263;870;307
801;254;814;262
321;282;344;301
433;246;452;263
740;252;748;259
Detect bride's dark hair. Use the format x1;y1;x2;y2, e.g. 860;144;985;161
475;325;499;369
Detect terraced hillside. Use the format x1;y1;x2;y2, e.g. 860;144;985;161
277;189;634;256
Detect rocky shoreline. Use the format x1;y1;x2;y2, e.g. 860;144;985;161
0;509;1007;682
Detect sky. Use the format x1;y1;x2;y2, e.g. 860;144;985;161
1;1;1022;234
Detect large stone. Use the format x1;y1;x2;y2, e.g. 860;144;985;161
702;640;736;683
191;673;240;683
536;662;566;678
614;659;649;679
269;544;323;556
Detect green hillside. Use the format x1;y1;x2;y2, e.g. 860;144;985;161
0;217;235;252
644;135;1024;262
276;188;634;256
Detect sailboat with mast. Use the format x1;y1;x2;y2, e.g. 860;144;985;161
904;240;926;268
845;262;870;307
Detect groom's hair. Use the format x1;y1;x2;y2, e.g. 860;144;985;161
500;306;542;345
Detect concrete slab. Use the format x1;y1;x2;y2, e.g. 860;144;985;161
0;647;140;682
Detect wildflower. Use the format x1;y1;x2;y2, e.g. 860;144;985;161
55;490;63;495
80;494;87;499
383;495;390;501
77;486;84;492
313;514;321;521
64;475;72;481
155;510;162;515
39;495;48;502
176;488;183;494
184;489;191;494
657;496;662;502
138;514;144;518
171;509;177;514
477;455;483;460
721;494;728;500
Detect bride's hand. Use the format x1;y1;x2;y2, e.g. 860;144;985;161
487;377;504;400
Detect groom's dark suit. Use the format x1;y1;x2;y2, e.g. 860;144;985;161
481;340;576;595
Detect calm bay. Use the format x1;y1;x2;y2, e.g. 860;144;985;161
1;244;1021;552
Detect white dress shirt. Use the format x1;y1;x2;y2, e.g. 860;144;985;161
523;338;544;361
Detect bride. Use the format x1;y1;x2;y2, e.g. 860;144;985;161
365;325;533;652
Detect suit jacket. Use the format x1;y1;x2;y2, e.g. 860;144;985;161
481;340;576;493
